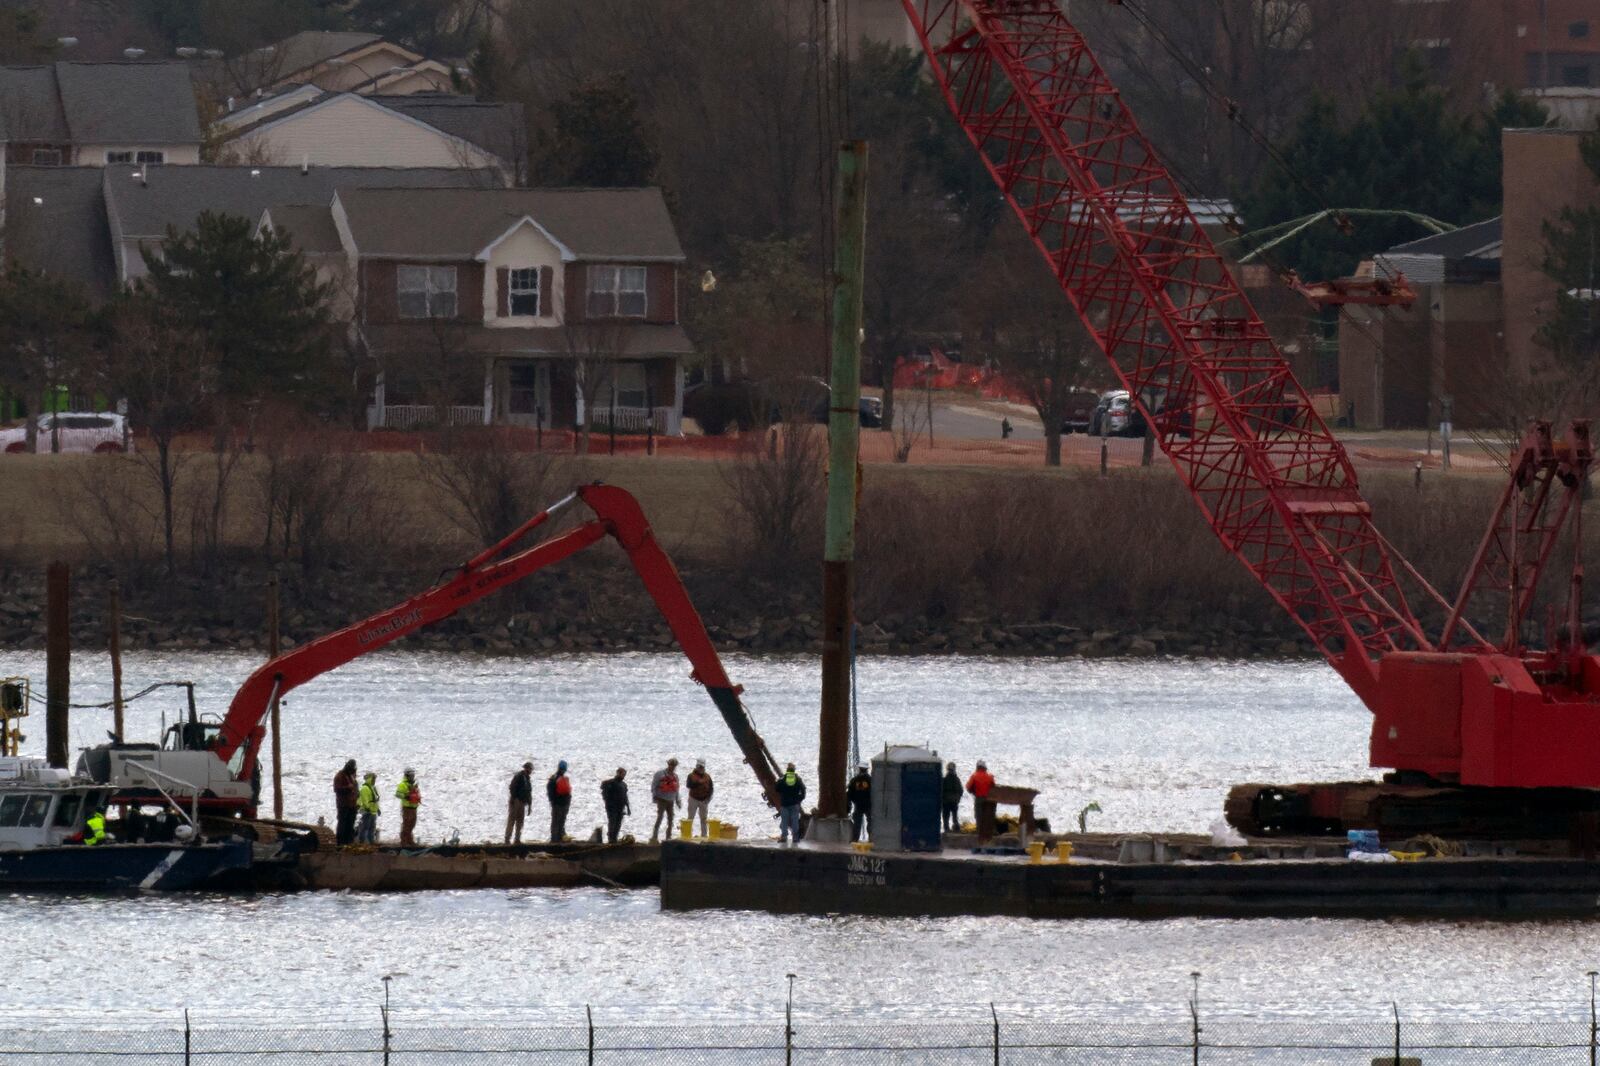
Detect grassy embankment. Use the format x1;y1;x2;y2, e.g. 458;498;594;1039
0;450;1539;656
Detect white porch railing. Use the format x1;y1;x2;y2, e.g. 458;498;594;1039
368;404;486;430
587;405;677;434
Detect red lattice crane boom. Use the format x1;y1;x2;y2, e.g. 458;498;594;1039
903;0;1600;835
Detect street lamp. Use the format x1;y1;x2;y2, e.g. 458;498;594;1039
1190;971;1201;1012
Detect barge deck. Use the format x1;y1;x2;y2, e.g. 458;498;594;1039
660;838;1600;919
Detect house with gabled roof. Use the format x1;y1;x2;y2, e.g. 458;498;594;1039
214;91;525;185
268;186;694;434
225;31;455;100
0;61;202;167
99;163;493;286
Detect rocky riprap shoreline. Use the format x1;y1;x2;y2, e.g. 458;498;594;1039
0;562;1319;660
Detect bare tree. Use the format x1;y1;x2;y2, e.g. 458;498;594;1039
720;419;826;572
562;320;629;453
416;426;575;547
103;297;218;576
962;227;1101;466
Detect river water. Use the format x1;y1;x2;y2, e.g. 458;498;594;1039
2;649;1599;1025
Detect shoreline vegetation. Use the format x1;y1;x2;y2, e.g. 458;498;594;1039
0;447;1564;662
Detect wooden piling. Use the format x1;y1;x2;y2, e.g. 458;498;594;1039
268;571;283;820
108;580;124;743
45;562;69;768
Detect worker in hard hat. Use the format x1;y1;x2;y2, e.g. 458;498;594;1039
356;771;381;844
685;760;714;837
395;768;422;846
967;760;996;842
649;758;680;844
941;762;963;832
775;762;807;847
547;760;573;843
847;764;873;842
506;761;533;845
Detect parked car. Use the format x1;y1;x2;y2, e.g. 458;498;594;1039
1088;390;1137;437
1058;388;1101;434
0;412;132;454
1087;389;1193;439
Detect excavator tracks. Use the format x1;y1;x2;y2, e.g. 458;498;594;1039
1226;781;1600;841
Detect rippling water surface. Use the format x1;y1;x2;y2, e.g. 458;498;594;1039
2;649;1598;1023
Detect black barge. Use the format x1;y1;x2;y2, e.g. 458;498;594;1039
660;839;1600;920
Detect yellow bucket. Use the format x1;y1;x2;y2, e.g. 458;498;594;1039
1028;841;1045;864
851;841;873;853
1056;842;1073;864
679;818;693;840
707;819;722;841
720;824;739;841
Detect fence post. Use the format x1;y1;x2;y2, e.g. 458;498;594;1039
785;998;793;1066
990;1002;999;1066
1190;998;1200;1066
1391;1001;1401;1066
587;1005;595;1066
381;1005;391;1066
1589;971;1597;1066
183;1008;190;1066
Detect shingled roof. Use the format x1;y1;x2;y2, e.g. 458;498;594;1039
335;187;685;262
5;166;118;301
104;164;493;242
0;62;201;145
269;31;390;81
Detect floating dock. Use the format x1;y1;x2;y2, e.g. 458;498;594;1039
659;837;1600;919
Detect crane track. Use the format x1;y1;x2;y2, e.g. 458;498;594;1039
1225;781;1600;841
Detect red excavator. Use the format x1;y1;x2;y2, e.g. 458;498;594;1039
82;484;784;818
901;0;1600;838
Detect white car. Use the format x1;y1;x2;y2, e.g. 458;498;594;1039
0;412;132;454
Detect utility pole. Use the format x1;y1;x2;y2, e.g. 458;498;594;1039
816;140;868;837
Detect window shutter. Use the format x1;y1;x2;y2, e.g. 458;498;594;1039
496;267;510;318
539;266;554;317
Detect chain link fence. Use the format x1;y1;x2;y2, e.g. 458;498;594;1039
3;1005;1599;1065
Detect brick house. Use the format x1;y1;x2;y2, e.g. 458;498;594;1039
306;186;692;433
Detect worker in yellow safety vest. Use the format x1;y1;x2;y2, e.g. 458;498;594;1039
395;769;421;846
84;809;107;846
356;772;381;844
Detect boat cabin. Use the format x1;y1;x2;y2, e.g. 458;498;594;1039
0;758;108;850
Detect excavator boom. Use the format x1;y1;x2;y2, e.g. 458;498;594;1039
211;483;782;813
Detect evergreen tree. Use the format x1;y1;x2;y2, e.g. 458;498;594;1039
1240;62;1548;281
1539;132;1600;377
138;212;333;418
544;76;660;188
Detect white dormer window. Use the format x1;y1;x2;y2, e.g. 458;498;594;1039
509;268;540;316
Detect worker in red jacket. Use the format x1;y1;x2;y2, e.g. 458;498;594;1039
967;760;997;842
966;761;994;799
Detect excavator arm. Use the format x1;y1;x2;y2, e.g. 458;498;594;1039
213;483;783;812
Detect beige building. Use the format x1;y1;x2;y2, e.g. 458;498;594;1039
246;32;454;98
217;92;525;185
1501;128;1600;385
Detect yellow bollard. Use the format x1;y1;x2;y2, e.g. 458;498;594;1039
1028;841;1045;864
707;819;722;842
1055;842;1073;864
679;818;693;840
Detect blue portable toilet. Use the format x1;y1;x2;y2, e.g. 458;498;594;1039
869;745;943;852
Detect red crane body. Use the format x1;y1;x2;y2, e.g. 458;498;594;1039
210;484;783;814
901;0;1600;822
